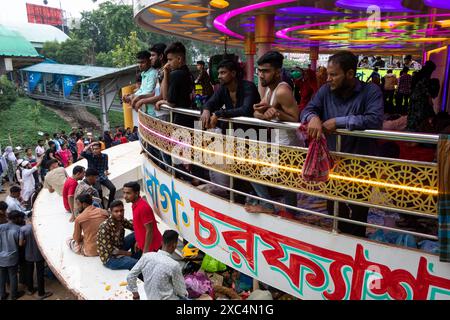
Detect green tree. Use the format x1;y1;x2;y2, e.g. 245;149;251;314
41;41;61;62
57;38;93;65
66;1;247;67
110;31;146;67
72;1;139;54
0;76;18;108
96;52;114;67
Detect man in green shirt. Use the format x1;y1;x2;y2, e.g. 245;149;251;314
123;50;158;115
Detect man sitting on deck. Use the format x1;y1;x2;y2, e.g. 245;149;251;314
127;230;188;300
97;200;138;271
131;44;167;118
123;181;162;258
300;50;384;237
73;168;102;217
63;166;85;222
43;159;67;196
81;142;116;209
123;50;157;114
67;194;108;257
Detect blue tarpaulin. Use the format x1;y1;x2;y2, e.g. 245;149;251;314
28;72;42;92
63;75;79;97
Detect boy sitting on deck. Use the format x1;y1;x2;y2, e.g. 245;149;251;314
67;194;108;257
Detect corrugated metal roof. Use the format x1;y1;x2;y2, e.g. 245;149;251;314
0;25;40;58
21;62;119;78
7;23;70;48
77;64;138;84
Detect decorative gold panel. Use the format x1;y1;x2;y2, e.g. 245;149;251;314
138;112;438;216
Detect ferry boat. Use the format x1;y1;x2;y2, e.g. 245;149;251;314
31;0;450;300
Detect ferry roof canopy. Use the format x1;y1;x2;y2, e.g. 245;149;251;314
133;0;450;54
22;62;119;78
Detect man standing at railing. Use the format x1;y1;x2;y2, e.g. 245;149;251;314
200;59;259;130
123;51;157;115
245;51;301;215
132;44;172;167
156;42;194;127
132;43;167;118
156;42;199;179
301;50;384;237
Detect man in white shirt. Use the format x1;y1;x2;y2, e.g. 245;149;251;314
20;160;42;205
5;186;26;214
35;140;45;162
127;230;187;300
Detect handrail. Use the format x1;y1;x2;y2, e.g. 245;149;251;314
157;104;439;145
141;145;439;241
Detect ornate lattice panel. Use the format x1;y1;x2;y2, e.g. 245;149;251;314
138;112;438;216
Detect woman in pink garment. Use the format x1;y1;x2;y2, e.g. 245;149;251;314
57;142;73;168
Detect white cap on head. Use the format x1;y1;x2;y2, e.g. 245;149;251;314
21;160;30;167
17;159;24;166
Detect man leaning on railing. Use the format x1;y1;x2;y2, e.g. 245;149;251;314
300;50;384;238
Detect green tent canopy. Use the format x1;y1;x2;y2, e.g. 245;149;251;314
0;25;40;58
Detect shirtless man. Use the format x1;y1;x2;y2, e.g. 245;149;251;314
254;52;298;122
246;51;300;214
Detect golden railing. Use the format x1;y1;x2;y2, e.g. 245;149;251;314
138;110;438;217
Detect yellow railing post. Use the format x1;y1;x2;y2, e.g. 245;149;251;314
122;85;135;129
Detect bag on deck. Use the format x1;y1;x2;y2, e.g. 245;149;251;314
298;124;335;182
201;254;227;273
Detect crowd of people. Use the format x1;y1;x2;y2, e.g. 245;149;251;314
128;42;441;251
1;40;446;299
0;124;142;300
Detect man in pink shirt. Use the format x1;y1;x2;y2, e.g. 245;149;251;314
123;181;162;257
62;166;85;221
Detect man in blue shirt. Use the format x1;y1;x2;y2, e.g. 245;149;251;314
301;51;384;238
81;142;115;209
20;222;53;299
301;51;384;155
0;210;25;300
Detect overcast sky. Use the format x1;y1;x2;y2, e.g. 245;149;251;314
0;0;117;25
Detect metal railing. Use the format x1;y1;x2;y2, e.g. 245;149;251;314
152;104;439;144
138;106;440;243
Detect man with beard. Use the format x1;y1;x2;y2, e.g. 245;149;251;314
300;50;383;237
244;51;300;215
